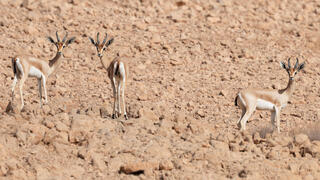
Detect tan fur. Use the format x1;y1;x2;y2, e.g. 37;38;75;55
100;55;128;119
11;32;75;112
235;59;304;132
106;57;128;80
90;33;129;119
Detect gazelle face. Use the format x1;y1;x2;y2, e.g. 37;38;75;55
47;32;76;54
280;58;305;80
89;32;114;59
55;42;66;53
96;44;106;58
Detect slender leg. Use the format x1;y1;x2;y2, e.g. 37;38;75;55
38;78;42;107
111;77;117;119
237;106;246;128
240;105;256;131
122;78;128;120
42;76;48;104
274;106;281;133
117;79;121;117
271;110;276;129
18;76;27;111
11;75;18;104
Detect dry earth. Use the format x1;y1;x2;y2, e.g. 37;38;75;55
0;0;320;179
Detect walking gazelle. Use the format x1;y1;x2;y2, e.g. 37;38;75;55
10;31;75;112
89;32;128;120
235;58;305;132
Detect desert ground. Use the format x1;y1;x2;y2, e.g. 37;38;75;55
0;0;320;179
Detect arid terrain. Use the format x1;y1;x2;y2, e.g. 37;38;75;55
0;0;320;179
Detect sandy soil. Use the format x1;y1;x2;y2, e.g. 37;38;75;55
0;0;320;179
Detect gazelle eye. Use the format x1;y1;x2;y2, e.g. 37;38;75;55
103;47;106;51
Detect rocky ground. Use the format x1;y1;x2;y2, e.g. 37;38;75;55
0;0;320;179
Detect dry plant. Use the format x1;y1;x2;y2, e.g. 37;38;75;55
291;122;320;141
252;124;275;139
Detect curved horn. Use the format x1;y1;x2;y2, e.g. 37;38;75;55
56;31;60;42
96;32;100;44
62;32;68;43
294;58;299;69
102;33;108;45
287;57;291;69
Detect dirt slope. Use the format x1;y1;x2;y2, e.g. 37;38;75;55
0;0;320;179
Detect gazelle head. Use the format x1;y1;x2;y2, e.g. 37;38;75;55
47;31;76;54
89;32;114;59
280;58;305;80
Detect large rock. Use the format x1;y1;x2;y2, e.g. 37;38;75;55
120;161;159;174
69;114;94;144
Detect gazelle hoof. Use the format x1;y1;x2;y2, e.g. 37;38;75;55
112;114;118;119
124;114;128;120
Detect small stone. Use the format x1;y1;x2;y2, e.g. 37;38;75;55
294;134;309;146
207;16;221;23
151;34;161;43
196;109;205;118
218;90;227;96
55;121;69;132
43;119;54;129
159;160;174;170
42;105;51;115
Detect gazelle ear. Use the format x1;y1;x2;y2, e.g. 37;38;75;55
106;38;114;47
280;61;287;70
89;37;95;45
47;36;55;44
298;62;305;71
66;37;76;45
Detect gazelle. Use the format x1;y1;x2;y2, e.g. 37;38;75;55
235;58;305;132
89;32;128;120
11;32;75;111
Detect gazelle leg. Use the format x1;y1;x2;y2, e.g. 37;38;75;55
237;106;246;128
274;106;281;133
111;77;118;119
42;76;48;104
11;75;18;104
240;105;256;131
18;76;27;111
121;78;127;120
38;78;42;107
271;110;276;129
117;79;121;117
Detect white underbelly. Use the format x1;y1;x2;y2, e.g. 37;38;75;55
28;66;43;78
256;99;275;110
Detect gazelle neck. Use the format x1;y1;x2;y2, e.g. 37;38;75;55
48;52;62;75
100;56;112;69
282;78;295;96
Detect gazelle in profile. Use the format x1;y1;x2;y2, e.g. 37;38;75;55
235;58;305;132
89;32;128;120
10;32;75;111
